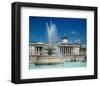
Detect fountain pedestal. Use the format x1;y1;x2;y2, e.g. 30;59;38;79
35;56;64;65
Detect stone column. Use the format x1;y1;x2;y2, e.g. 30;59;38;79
65;47;66;55
66;47;67;55
64;46;65;55
69;47;71;54
62;46;63;55
60;46;62;54
61;46;63;55
37;47;38;55
64;47;66;55
36;47;37;55
68;47;69;55
67;47;68;55
38;47;39;55
34;47;36;55
62;46;64;54
63;46;64;55
37;47;39;55
70;47;72;55
60;46;61;54
35;47;36;55
70;47;71;55
71;47;73;55
67;47;69;55
73;47;74;55
69;47;70;55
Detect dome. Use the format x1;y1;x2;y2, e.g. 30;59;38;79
61;34;68;44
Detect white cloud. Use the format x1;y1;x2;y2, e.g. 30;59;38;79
74;39;81;44
70;31;78;35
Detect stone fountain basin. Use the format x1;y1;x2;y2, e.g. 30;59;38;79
34;56;64;65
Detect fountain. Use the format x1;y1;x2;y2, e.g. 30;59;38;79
35;22;64;65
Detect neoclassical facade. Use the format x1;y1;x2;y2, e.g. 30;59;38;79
29;34;86;62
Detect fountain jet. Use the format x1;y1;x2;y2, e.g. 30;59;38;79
46;21;62;56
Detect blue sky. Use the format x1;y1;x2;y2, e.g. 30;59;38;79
29;16;87;45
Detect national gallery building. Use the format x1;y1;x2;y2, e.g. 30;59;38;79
29;34;86;62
